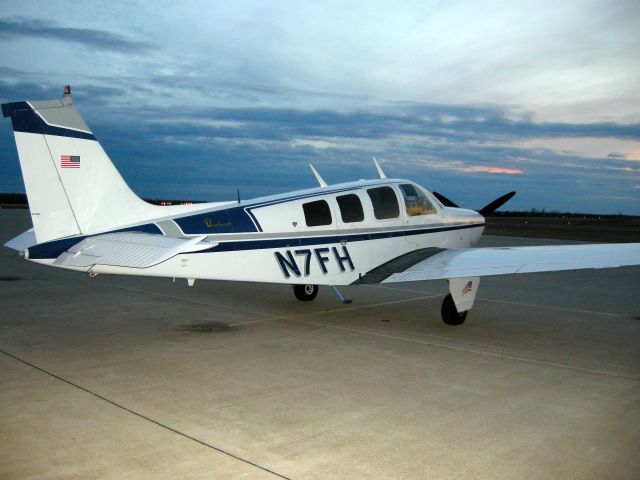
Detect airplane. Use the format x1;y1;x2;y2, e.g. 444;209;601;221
2;86;640;325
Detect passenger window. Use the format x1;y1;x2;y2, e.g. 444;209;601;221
400;184;436;216
303;200;332;226
336;194;364;223
367;186;399;220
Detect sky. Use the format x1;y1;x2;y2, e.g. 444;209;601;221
0;0;639;214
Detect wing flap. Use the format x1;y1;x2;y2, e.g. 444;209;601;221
54;232;213;269
383;243;640;283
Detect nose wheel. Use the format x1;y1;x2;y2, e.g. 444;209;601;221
441;294;468;325
293;284;318;301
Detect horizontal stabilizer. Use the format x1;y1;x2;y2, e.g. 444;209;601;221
4;228;37;251
54;232;213;269
383;243;640;283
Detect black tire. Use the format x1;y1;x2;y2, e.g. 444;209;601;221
441;294;468;325
293;284;318;301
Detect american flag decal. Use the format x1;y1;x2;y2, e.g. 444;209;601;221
61;155;80;168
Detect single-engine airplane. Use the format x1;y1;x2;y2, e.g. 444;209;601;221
3;87;640;325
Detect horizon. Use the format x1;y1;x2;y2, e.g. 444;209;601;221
1;191;638;218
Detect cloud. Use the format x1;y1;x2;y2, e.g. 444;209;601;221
0;17;153;52
290;139;339;150
453;165;523;175
128;103;640;145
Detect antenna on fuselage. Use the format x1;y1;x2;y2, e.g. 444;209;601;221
372;157;387;179
309;164;328;188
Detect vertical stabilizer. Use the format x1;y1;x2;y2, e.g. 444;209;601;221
2;89;165;243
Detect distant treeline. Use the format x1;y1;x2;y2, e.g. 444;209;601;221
0;193;205;208
487;210;635;219
0;193;27;207
0;192;636;218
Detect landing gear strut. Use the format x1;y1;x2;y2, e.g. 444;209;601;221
441;294;468;325
293;284;318;301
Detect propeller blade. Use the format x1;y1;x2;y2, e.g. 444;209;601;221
432;191;459;208
478;191;516;216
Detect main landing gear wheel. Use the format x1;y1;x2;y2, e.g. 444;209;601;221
441;294;468;325
293;284;318;301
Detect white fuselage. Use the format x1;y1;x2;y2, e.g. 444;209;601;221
31;179;484;286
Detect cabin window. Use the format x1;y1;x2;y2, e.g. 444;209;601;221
303;200;332;227
367;186;399;220
400;184;436;216
336;194;364;223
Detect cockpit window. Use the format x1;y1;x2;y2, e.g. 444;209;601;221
336;194;364;223
367;186;400;220
303;200;332;226
400;184;436;216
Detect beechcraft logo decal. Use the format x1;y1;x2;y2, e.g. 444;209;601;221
462;280;473;295
61;155;81;169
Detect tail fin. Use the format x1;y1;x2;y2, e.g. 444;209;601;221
2;88;164;243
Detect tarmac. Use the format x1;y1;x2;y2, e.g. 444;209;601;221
1;209;639;480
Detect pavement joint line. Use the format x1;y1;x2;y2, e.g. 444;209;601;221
486;268;637;302
479;298;622;317
302;294;443;316
282;320;640;381
229;294;443;327
0;348;295;480
361;283;442;294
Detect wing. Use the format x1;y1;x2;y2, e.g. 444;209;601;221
53;232;213;269
382;243;640;283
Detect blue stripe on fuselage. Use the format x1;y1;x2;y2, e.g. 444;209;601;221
190;223;482;253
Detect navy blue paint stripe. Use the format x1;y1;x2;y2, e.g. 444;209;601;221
4;102;96;140
193;223;484;253
2;101;29;118
245;208;263;232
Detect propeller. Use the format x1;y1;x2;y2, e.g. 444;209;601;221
478;191;516;216
433;190;516;216
432;191;459;208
